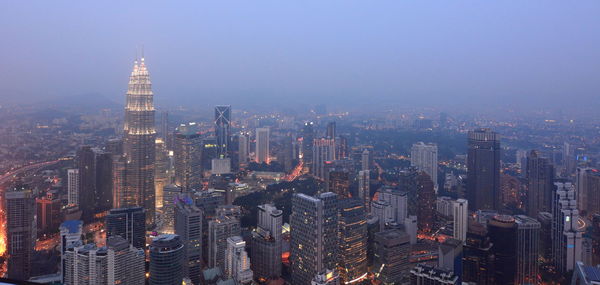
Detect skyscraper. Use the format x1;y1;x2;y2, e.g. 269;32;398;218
411;142;439;191
373;229;411;284
467;128;501;210
107;236;146;285
326;121;336;139
237;132;250;167
208;215;241;270
174;126;203;191
149;234;184;285
338;199;368;284
123;57;156;226
175;202;203;285
488;215;517;284
361;149;371;171
67;168;79;206
252;204;283;281
325;167;350;197
255;127;270;163
106;207;146;249
60;220;83;282
63;243;109;285
416;172;436;233
552;182;584;273
514;215;540;285
377;186;408;225
225;236;254;284
358;170;371;211
290;192;339;285
155;138;170;209
453;199;468;242
576;167;600;216
5;184;36;280
303;122;315;172
215;105;232;158
76;145;97;221
526;150;555;217
313;138;336;179
410;264;459;285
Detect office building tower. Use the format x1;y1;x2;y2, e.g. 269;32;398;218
488;215;517;284
467;128;501;210
514;215;541;285
436;196;455;218
5;184;36;280
60;220;83;283
67;168;79;206
453;199;468;242
462;222;495;284
373;229;411;284
290;192;339;285
326;121;336;139
591;214;600;266
358;170;371;211
338;199;368;284
215;105;232;158
377;186;408;225
112;155;127;209
175;202;203;285
552;182;584;273
237;133;250;166
576;168;600;216
313;138;336;179
371;200;393;231
149;234;184;285
161;184;182;233
410;264;459;285
106;138;124;156
95;151;114;212
571;261;600;285
107;236;146;285
123;57;156;226
160;110;169;142
36;191;61;233
411;142;438;191
303;122;315;172
278;136;295;172
416;172;436;233
526;150;555;217
63;243;109;285
438;238;463;283
404;215;418;245
336;135;348;159
538;211;554;262
155;138;170;209
325;167;350;197
361;149;372;171
174;126;203;191
106;207;146;249
208;215;241;270
255;127;270;163
312;269;341;285
201;136;219;171
76;146;97;221
225;236;254;284
252;204;283;281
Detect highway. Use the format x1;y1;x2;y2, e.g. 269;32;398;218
0;160;61;185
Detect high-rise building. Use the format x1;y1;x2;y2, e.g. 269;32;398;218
462;222;495;285
338;199;368;284
237;133;250;167
361;149;372;171
215;105;232;158
107;236;146;285
313;138;336;179
514;215;541;285
326;121;336;139
60;220;83;282
255;127;270;163
76;145;97;221
208;215;241;270
358;170;371;211
377;186;408;225
160;110;170;144
123;57;156;226
438;238;463;283
161;184;182;233
416;172;436;233
453;199;468;242
526;150;555;217
325;167;350;197
302;122;315;172
106;207;146;249
36;191;61;233
410;264;459;285
174;126;203;191
63;243;109;285
225;236;254;284
290;192;338;285
112;155;127;209
576;168;600;216
552;182;584;273
371;199;393;231
373;229;411;284
311;269;341;285
571;261;600;285
6;185;36;280
67;168;79;206
175;202;203;285
149;234;184;285
155;138;170;209
411;142;438;191
488;215;517;284
252;204;283;281
467;128;501;210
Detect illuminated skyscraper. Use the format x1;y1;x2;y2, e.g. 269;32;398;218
149;234;184;285
255;127;270;163
358;170;371;211
174;125;203;191
467;128;501;210
252;204;283;281
6;184;36;280
123;57;156;226
338;199;368;284
67;168;79;206
215;105;232;158
225;236;254;284
552;182;584;273
175;202;203;285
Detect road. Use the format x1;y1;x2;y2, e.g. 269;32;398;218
0;160;61;186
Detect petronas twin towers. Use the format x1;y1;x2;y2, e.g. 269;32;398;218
123;57;156;226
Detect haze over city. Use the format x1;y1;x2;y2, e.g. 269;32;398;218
1;1;599;112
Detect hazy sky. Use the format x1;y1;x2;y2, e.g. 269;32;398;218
1;1;599;110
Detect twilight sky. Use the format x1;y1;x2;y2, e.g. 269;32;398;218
1;1;599;111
